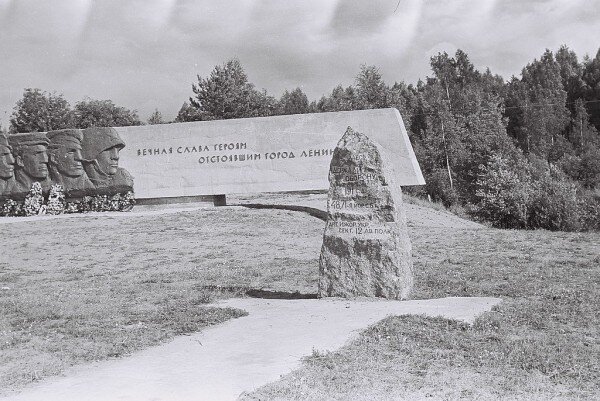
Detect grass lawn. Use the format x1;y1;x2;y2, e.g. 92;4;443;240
1;196;599;400
0;206;322;395
242;226;600;400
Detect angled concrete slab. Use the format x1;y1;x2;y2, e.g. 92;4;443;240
116;108;425;199
1;296;500;401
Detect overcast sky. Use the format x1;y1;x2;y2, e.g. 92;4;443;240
0;0;598;126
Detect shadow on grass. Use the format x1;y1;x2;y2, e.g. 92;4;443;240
235;204;327;221
246;289;319;300
198;285;319;300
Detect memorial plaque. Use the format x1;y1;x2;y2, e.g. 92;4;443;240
318;127;413;300
115;108;424;200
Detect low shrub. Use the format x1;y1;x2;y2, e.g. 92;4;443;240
468;154;530;229
424;168;459;207
578;190;600;231
527;167;581;231
469;154;599;231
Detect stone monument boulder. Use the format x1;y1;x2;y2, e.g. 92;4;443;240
318;127;413;300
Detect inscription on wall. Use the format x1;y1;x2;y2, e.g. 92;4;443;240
114;108;425;199
136;141;334;165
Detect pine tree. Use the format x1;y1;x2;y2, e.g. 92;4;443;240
582;48;600;130
174;102;206;122
555;45;586;114
316;85;357;112
190;59;275;120
355;65;387;109
147;109;164;125
506;50;570;158
277;88;310;115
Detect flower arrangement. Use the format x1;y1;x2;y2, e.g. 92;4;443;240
46;184;66;215
0;183;135;217
0;199;22;217
64;191;136;213
23;182;45;216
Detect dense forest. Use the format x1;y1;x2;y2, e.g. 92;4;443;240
5;46;600;231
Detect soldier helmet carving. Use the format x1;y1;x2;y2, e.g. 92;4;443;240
80;127;125;162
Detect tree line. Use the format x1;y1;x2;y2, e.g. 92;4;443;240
4;46;600;230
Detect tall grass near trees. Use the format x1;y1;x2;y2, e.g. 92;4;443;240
468;154;600;230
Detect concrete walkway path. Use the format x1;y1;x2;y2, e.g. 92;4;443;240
1;296;501;401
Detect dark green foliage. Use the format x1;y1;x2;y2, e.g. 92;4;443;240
424;168;458;207
9;90;142;132
578;148;600;189
386;82;418;126
469;154;530;229
355;65;388;109
72;98;142;128
11;46;598;231
147;109;165;125
316;85;357;112
178;48;599;230
278;88;310;115
470;154;600;231
415;48;600;230
190;59;276;120
582;49;600;130
10;89;72;133
578;190;600;230
506;50;571;157
568;98;600;152
556;45;587;114
174;102;208;122
527;165;581;231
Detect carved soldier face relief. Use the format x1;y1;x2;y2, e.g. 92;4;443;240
19;144;49;179
0;145;15;179
52;146;85;177
96;146;120;176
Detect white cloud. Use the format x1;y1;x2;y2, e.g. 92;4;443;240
0;0;598;127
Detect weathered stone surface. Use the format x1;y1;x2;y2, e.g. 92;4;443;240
7;132;52;199
0;134;18;199
1;129;134;202
81;127;134;195
318;127;413;300
47;129;95;197
114;108;424;200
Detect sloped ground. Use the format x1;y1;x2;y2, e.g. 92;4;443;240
240;221;600;400
1;196;598;400
1;204;325;395
230;191;483;229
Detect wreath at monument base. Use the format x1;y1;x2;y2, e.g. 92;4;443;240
0;183;135;217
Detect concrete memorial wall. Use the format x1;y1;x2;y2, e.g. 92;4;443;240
116;108;424;200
